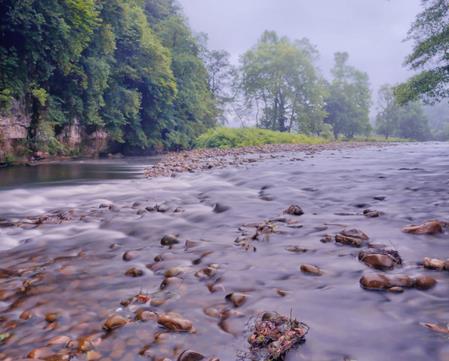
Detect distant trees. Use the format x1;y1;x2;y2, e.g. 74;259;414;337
324;52;371;139
240;31;327;135
376;85;431;140
395;0;449;104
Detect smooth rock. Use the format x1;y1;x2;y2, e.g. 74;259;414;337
423;257;446;271
402;220;445;235
300;264;322;276
125;267;144;277
158;313;193;332
415;275;437;290
161;234;180;246
225;292;247;307
103;315;128;331
360;274;390;290
177;350;205;361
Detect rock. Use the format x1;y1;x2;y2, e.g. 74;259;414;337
402;220;446;235
359;249;402;271
164;267;185;278
389;275;415;288
373;196;386;201
195;266;218;280
122;250;138;261
360;274;391;290
135;309;158;322
27;347;53;359
284;205;304;216
388;287;404;293
213;203;230;214
285;245;308;253
86;351;102;361
103;315;128;331
363;209;384;218
45;312;59;323
320;234;333;243
300;264;322;276
423;257;446;271
158;313;193;332
156;204;170;213
161;234;180;246
47;335;71;346
177;350;205;361
125;267;144;277
225;292;247;307
19;310;33;320
415;275;437;290
422;322;449;335
335;229;369;247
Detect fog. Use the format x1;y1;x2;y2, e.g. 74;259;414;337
179;0;422;98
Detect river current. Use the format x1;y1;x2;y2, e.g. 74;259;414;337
0;143;448;361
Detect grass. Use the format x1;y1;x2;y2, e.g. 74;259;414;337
195;127;327;148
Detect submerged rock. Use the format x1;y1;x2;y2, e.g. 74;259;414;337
158;313;193;332
335;229;369;247
423;257;447;271
360;273;435;292
300;264;322;276
161;234;180;246
284;205;304;216
363;209;384;218
177;350;205;361
415;275;437;290
402;220;446;235
103;314;128;331
226;292;247;307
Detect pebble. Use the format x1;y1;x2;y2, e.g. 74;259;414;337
300;264;322;276
284;205;304;216
103;315;128;331
157;313;193;332
402;220;445;235
177;350;205;361
226;292;247;307
161;234;180;246
415;275;437;290
125;267;144;277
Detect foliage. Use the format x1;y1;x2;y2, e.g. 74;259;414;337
324;52;372;139
395;0;449;103
0;0;218;153
195;127;327;148
240;31;327;134
375;85;431;141
424;101;449;140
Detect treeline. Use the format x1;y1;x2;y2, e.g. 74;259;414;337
0;0;221;154
1;0;447;160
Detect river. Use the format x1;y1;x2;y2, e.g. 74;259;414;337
0;143;448;361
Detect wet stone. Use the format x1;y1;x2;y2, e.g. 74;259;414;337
402;220;446;235
415;275;437;290
335;229;369;247
363;209;384;218
360;274;391;290
177;350;205;361
103;314;128;331
423;257;447;271
284;204;304;216
161;234;180;246
359;249;402;271
157;313;193;332
226;292;247;307
122;250;139;261
125;267;144;277
300;264;322;276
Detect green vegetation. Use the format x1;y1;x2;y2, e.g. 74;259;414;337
196;128;327;148
0;0;218;154
395;0;449;104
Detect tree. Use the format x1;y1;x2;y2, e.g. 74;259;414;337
324;52;371;138
240;31;327;134
376;84;431;140
395;0;449;103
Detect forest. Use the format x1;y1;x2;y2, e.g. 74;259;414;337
0;0;448;163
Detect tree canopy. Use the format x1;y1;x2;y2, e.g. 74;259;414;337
395;0;449;104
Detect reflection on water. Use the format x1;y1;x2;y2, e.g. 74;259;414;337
0;157;159;189
0;143;449;361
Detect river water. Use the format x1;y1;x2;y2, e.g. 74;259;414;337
0;143;448;361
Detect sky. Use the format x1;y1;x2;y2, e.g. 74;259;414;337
178;0;422;105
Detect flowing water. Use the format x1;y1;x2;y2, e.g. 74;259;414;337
0;143;449;361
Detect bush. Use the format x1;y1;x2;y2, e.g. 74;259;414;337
195;127;327;148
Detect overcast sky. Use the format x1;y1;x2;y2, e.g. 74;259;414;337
178;0;422;103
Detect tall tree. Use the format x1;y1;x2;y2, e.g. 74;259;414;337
324;52;371;138
240;31;327;134
395;0;449;103
376;84;431;140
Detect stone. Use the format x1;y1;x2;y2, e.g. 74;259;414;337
225;292;247;307
161;234;180;246
103;315;128;331
177;350;205;361
47;336;71;346
135;309;158;322
363;209;384;218
122;250;138;261
125;267;144;277
402;220;445;235
158;313;193;332
423;257;446;271
335;229;369;247
360;274;391;290
359;249;402;271
415;275;437;290
300;264;322;276
45;312;59;323
284;205;304;216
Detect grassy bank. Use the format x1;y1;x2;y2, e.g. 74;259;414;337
196;128;328;148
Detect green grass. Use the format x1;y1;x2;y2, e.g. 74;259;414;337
195;127;327;149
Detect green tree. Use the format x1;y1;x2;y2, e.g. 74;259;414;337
376;84;431;140
240;31;327;134
324;52;371;138
395;0;449;103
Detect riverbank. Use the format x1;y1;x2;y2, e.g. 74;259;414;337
0;142;448;361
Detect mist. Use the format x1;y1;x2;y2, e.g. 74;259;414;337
179;0;422;97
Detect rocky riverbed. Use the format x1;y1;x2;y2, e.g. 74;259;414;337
0;142;449;361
